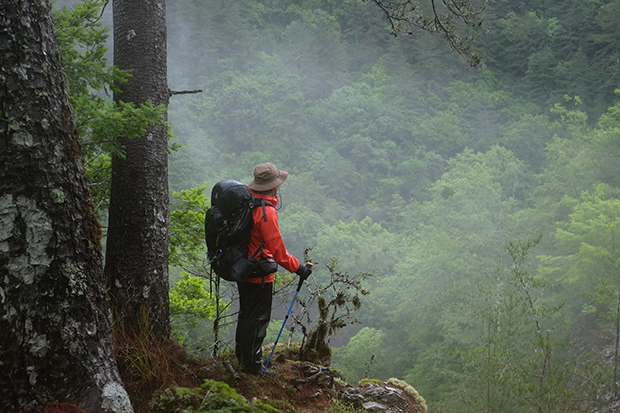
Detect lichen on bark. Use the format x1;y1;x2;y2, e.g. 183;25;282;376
0;1;133;411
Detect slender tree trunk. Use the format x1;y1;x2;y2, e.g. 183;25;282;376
613;289;620;393
105;0;170;339
0;1;132;411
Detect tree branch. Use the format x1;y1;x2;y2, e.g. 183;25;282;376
169;89;203;96
367;0;485;67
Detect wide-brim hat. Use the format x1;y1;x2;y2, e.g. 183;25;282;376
248;162;288;191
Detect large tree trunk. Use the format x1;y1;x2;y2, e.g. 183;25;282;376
106;0;171;339
0;1;133;412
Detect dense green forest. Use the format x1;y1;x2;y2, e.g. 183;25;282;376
54;0;620;411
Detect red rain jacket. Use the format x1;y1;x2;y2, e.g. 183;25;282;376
246;190;300;283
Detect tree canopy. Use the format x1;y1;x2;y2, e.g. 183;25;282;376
49;0;620;410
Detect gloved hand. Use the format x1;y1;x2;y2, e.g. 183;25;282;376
295;263;313;281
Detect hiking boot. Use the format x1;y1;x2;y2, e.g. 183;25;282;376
259;367;276;377
244;364;275;377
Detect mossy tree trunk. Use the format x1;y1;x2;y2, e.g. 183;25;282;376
105;0;171;339
0;1;132;411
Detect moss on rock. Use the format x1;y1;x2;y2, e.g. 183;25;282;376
149;379;282;412
387;378;427;413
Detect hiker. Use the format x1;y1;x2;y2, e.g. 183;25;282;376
236;162;312;375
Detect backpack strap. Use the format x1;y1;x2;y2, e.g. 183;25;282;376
257;197;276;222
252;197;276;286
251;242;265;260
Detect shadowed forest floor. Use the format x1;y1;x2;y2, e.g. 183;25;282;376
119;340;344;413
39;336;426;413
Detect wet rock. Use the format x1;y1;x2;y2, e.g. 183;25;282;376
366;386;409;407
338;379;426;413
363;401;388;412
339;387;365;409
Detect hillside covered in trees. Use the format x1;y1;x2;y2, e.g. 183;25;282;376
52;0;620;411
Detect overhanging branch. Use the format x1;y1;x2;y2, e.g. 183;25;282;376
169;89;203;96
367;0;486;67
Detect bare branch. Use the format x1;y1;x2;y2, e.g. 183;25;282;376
169;89;203;96
366;0;486;67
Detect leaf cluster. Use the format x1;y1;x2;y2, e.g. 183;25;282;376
53;0;169;219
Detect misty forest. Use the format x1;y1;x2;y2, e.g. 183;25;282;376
3;0;620;411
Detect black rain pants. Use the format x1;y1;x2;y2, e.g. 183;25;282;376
235;281;272;373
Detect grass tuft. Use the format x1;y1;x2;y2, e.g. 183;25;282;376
39;403;88;413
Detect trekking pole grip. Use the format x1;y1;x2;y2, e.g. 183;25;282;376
297;262;313;290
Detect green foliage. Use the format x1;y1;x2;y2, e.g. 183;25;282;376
504;237;575;412
169;271;218;353
170;273;216;329
540;184;620;395
168;184;237;355
53;0;117;96
149;379;281;412
498;113;557;173
58;0;620;409
169;185;210;269
589;1;620;113
368;0;486;67
279;203;328;259
313;217;400;277
488;11;548;77
332;327;387;383
542;184;620;289
279;8;349;98
265;318;304;346
411;145;525;261
437;237;586;412
53;0;169;220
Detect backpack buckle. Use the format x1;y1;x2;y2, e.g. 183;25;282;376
208;249;223;263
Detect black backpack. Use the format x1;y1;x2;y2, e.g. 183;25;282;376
205;179;276;282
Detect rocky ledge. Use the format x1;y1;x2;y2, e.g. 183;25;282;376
338;378;427;413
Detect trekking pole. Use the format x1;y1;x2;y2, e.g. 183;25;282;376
263;263;312;373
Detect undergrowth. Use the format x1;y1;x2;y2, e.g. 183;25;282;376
37;342;425;413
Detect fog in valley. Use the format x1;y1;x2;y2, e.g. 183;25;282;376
51;0;620;410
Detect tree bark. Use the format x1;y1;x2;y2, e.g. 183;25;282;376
106;0;171;339
0;1;133;412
